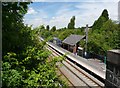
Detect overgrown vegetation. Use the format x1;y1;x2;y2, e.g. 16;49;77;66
2;2;67;87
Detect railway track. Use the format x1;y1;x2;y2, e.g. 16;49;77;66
46;45;104;88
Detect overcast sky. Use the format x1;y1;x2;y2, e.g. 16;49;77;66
23;0;120;29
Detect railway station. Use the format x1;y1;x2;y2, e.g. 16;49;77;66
40;19;120;87
2;1;120;88
40;36;120;87
39;1;120;87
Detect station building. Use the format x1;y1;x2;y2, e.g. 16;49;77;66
62;34;85;54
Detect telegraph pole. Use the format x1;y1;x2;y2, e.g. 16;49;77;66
85;24;88;58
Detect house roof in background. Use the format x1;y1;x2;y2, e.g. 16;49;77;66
62;34;85;46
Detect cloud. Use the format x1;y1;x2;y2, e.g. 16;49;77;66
24;1;119;29
27;7;37;14
48;15;70;28
74;2;118;26
24;15;69;29
54;2;118;27
24;17;48;27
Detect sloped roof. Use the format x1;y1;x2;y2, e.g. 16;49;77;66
62;34;85;46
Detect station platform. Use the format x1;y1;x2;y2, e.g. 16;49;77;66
47;42;106;79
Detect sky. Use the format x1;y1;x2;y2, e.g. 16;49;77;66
23;0;120;29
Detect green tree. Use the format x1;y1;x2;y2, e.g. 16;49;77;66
40;25;45;29
68;16;75;29
51;26;56;32
46;25;50;31
100;20;120;49
2;2;67;88
2;2;31;56
92;9;109;31
101;9;109;21
88;19;120;55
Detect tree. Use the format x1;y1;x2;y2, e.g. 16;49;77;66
2;2;67;88
67;16;75;29
100;20;120;49
2;2;31;56
46;25;50;31
88;19;120;56
51;26;56;32
101;9;109;21
39;25;45;29
92;9;109;31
